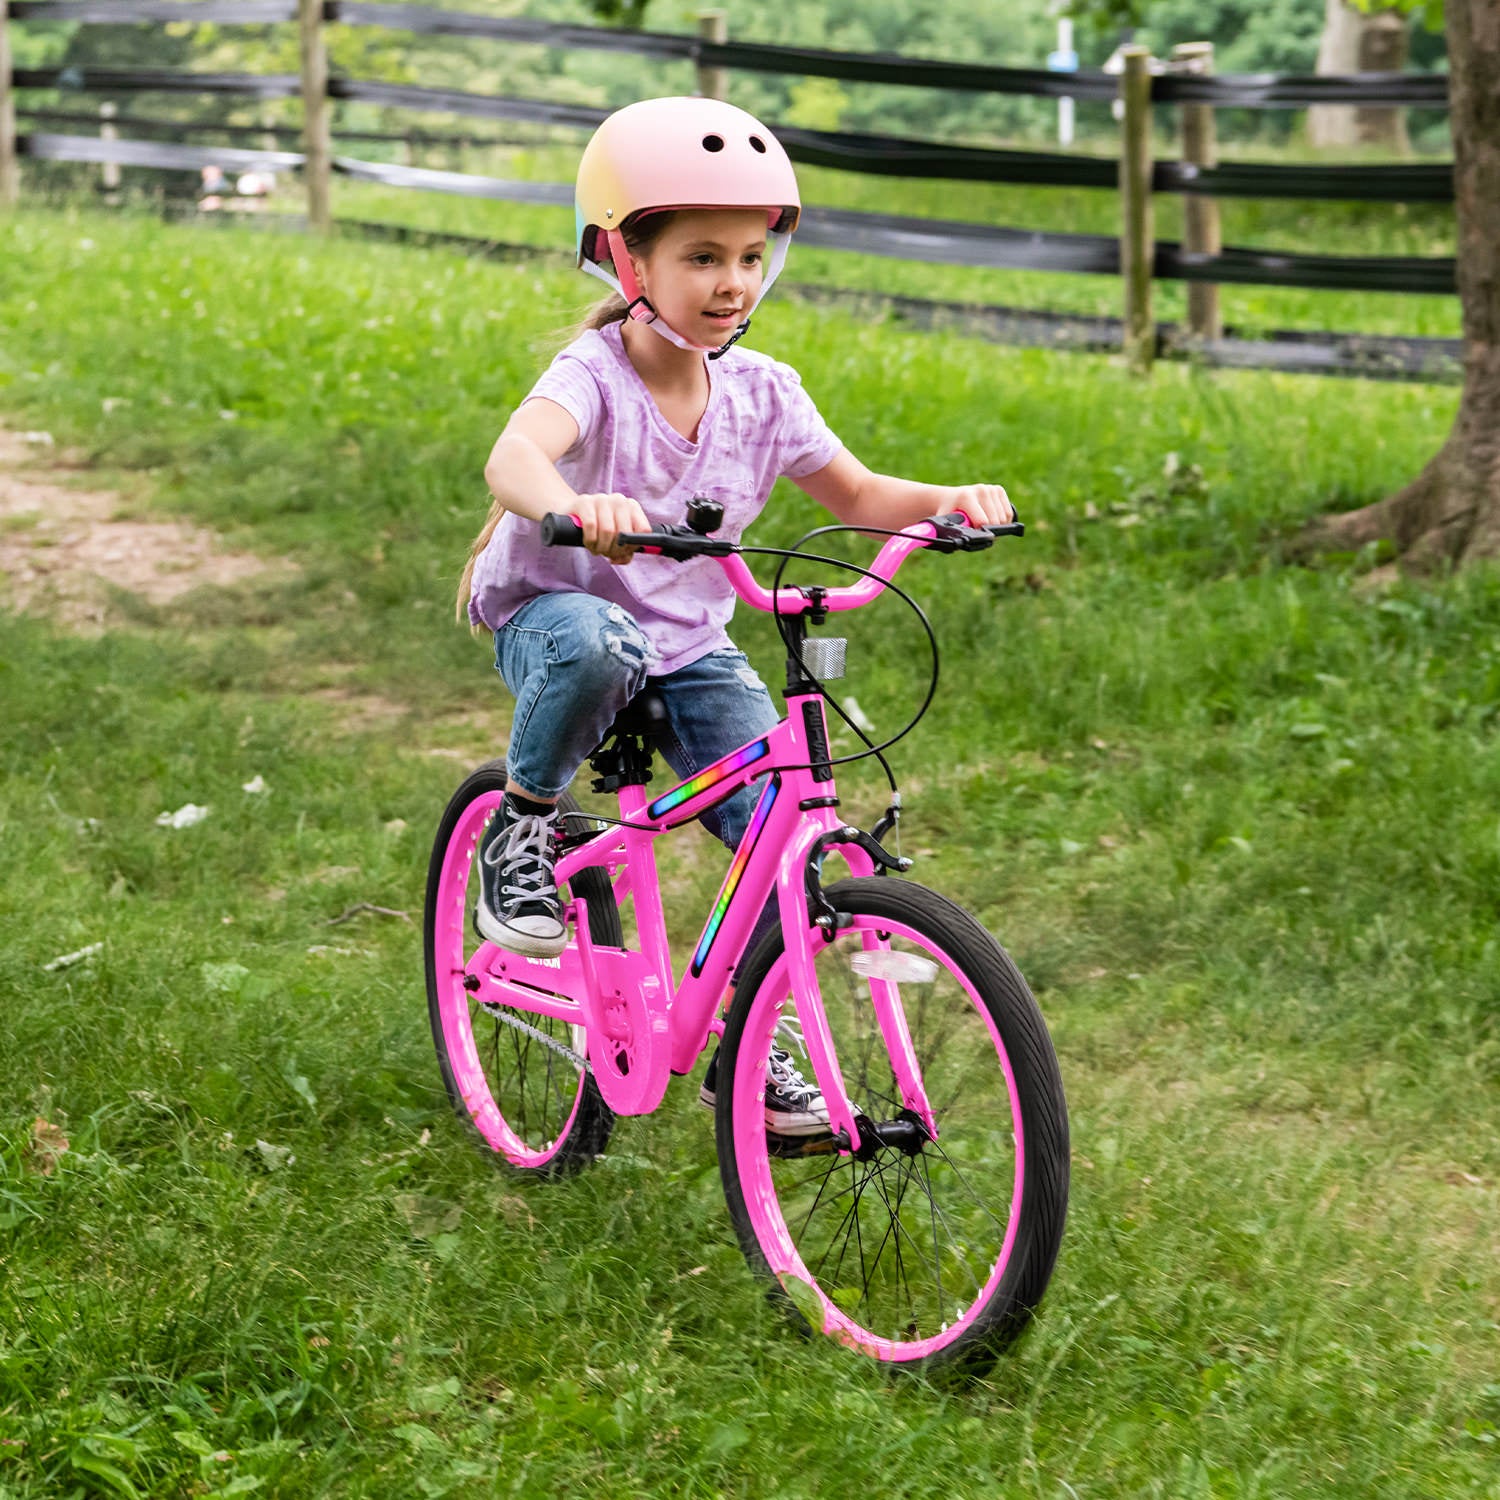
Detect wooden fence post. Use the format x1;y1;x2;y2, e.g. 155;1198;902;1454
1119;45;1155;374
299;0;331;232
1;0;19;210
1171;41;1221;342
697;10;727;102
100;101;121;205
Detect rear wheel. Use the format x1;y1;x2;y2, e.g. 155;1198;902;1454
425;758;616;1175
716;878;1068;1373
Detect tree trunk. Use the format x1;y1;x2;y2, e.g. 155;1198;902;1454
1307;0;1411;153
1304;0;1500;570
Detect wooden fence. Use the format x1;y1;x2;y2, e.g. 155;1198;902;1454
0;1;1458;378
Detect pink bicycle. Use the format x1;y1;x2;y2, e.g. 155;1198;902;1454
424;507;1069;1373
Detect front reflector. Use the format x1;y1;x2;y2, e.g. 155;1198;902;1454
849;951;938;984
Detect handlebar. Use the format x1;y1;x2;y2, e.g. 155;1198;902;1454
538;510;1024;617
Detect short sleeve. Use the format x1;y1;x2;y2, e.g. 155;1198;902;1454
522;349;606;451
775;376;842;479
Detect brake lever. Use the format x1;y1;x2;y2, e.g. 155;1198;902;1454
926;510;1025;549
636;524;737;560
925;515;996;553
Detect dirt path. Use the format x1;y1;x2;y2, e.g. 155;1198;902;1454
0;422;474;742
0;425;274;632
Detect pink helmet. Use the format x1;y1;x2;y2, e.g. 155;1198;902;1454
574;98;800;356
575;96;800;270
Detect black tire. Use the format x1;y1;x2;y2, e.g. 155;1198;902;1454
424;758;616;1176
716;877;1068;1375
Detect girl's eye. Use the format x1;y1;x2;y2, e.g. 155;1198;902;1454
743;253;763;266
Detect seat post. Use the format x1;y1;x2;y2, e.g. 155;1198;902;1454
587;689;668;794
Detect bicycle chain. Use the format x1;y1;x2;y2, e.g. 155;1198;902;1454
479;1001;593;1076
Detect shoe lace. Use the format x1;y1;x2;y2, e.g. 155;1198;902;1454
768;1045;822;1107
483;811;559;905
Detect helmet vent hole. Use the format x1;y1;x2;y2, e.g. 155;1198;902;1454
749;135;767;153
701;134;726;153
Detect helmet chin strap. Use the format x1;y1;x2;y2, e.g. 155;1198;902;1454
584;228;792;359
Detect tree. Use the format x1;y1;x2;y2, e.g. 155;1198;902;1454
1305;0;1500;568
1072;0;1492;568
1307;0;1411;151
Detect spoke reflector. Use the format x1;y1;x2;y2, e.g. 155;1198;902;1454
850;951;939;984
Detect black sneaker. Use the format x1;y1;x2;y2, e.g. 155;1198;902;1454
699;1045;832;1137
474;795;567;958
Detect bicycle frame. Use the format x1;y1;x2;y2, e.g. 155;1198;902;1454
465;689;916;1149
462;512;1021;1152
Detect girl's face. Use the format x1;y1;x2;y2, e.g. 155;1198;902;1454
632;208;769;349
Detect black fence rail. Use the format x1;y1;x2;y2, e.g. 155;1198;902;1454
16;104;545;149
1;0;1459;380
16;67;1455;203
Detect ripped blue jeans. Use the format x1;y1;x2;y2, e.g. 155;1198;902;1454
495;592;780;851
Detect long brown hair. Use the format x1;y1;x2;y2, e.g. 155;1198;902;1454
455;211;677;624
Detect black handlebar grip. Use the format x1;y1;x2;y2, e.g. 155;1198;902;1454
540;513;585;547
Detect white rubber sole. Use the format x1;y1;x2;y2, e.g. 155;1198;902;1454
698;1084;833;1137
474;903;568;959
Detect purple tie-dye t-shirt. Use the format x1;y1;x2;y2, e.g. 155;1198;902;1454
467;321;841;675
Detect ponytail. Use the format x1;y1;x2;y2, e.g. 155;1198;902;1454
455;496;507;625
576;292;629;335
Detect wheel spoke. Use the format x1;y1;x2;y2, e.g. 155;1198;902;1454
920;1135;1014;1237
810;1165;867;1286
792;1155;845;1245
860;1153;916;1312
917;1149;993;1295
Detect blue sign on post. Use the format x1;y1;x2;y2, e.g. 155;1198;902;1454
1048;24;1079;146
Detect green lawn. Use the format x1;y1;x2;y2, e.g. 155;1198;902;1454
0;205;1495;1498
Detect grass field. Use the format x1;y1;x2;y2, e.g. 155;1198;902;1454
1;205;1496;1498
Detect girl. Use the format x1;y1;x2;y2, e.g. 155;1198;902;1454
458;96;1012;1132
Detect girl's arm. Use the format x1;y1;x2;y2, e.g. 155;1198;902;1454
794;447;1014;530
484;398;582;521
484;399;649;561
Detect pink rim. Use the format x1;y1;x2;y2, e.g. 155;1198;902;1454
431;791;587;1167
730;914;1025;1363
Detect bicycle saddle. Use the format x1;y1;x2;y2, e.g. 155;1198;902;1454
605;688;669;741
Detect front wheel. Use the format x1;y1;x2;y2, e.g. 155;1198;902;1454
716;878;1068;1374
425;758;616;1176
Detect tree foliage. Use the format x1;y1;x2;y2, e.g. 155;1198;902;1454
1062;0;1443;33
583;0;652;26
20;0;1447;152
569;0;1444;144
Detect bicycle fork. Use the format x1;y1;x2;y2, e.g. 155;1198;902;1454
775;822;940;1156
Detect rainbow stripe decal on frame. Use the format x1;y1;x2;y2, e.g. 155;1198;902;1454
690;777;780;976
646;739;770;821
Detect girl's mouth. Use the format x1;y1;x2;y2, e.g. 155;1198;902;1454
703;309;742;324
